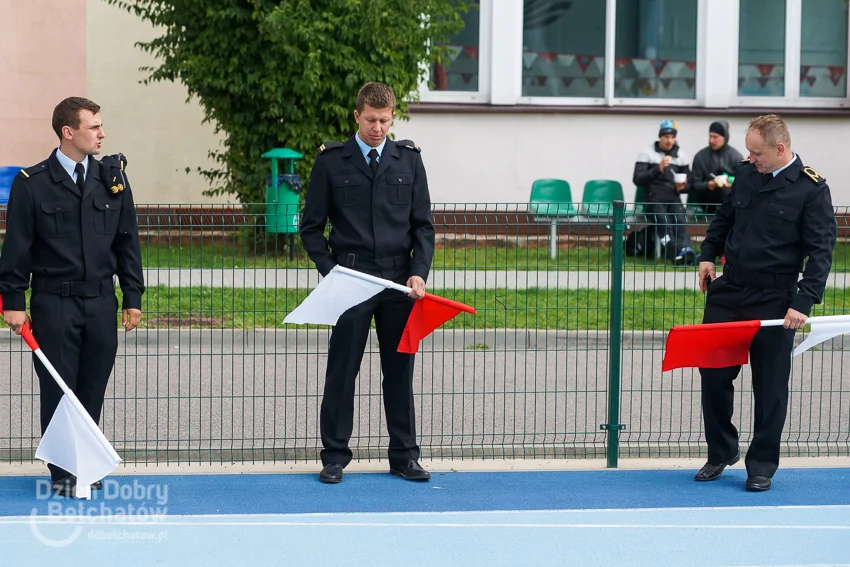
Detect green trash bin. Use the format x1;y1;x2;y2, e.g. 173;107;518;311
262;148;303;234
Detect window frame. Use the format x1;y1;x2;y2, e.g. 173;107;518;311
416;0;850;109
517;0;706;107
733;0;850;108
418;0;493;104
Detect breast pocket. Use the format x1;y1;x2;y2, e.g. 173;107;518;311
731;193;751;222
766;201;799;236
38;200;80;238
387;173;413;205
93;198;122;235
331;173;364;207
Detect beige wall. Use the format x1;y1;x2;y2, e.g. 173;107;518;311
394;113;850;205
7;3;849;206
85;0;225;203
0;0;87;167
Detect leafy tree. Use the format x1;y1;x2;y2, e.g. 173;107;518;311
106;0;472;203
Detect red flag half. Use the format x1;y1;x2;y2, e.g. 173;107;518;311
398;293;476;354
662;320;762;372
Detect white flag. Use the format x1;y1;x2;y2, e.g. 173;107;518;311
793;321;850;357
0;298;121;499
283;266;390;326
35;392;121;499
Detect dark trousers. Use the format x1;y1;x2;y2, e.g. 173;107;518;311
698;274;795;478
320;288;418;468
30;291;119;481
644;202;691;258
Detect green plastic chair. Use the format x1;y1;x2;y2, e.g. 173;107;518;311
528;178;578;259
528;179;579;217
634;186;645;216
581;179;631;217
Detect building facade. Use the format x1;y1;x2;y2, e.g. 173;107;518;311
2;0;849;204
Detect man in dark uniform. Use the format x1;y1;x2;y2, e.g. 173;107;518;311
0;97;144;497
300;82;435;484
694;114;836;492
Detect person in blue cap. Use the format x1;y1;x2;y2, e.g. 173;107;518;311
633;119;696;266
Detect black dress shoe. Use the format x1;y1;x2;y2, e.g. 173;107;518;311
318;463;343;484
389;460;430;481
746;475;771;492
52;476;77;498
694;453;740;481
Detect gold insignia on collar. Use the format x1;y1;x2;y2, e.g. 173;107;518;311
802;166;825;183
110;183;125;194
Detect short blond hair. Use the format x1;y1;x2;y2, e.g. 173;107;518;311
356;82;396;112
748;114;791;148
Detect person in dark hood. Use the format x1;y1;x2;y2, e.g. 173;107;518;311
688;120;744;215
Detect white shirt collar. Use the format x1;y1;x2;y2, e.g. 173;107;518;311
354;132;387;163
770;153;797;177
56;147;89;182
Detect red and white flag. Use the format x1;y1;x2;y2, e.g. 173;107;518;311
0;298;121;499
283;266;387;326
284;266;475;352
398;293;476;354
662;314;850;372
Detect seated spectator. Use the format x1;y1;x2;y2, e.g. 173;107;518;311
632;120;696;266
688;120;744;215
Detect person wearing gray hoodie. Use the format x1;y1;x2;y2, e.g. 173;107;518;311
688;120;744;214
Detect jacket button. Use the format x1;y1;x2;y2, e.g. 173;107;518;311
55;207;60;211
345;179;349;184
398;178;403;182
105;204;110;209
779;210;784;214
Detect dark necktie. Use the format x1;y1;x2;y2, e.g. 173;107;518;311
75;163;86;193
763;172;772;186
368;148;379;174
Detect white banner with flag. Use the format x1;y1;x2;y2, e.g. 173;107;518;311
793;320;850;356
283;266;392;326
0;297;121;499
35;387;121;500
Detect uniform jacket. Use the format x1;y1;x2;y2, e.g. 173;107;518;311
300;136;435;281
698;157;836;315
632;142;691;203
0;150;145;311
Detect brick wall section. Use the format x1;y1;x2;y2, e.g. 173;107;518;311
1;206;848;243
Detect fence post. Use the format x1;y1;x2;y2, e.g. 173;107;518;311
601;200;627;467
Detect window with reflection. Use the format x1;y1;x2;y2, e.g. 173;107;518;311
431;7;481;92
738;0;786;96
614;0;698;99
521;0;607;98
800;0;848;97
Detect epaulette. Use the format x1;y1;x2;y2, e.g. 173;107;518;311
100;153;128;171
801;166;826;184
100;154;129;194
317;141;344;154
396;139;421;152
18;161;48;179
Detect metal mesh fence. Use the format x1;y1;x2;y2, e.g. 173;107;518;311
0;202;847;465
